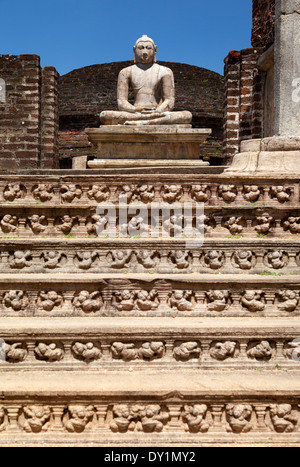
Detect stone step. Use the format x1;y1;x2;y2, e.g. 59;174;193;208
0;370;299;445
0;317;299;371
0;238;300;275
0;273;299;318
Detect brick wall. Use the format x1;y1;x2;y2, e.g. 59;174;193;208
223;49;262;162
0;55;59;171
223;0;275;161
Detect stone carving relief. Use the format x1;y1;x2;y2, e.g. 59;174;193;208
206;291;230;312
35;343;64;362
277;290;299;312
241;291;265;312
55;215;78;235
190;184;210;202
254;213;274;235
232;250;254;270
86;214;108;236
161;185;183;203
113;290;135;312
38;291;63;312
74;251;98;270
247;341;274;361
27;215;48;234
265;250;288;269
173;342;201;361
209;341;237;361
224;216;245;236
111;342;164;361
32;184;54;203
87;185;110;203
283;217;300;234
3;291;28;311
110;404;169;433
182;405;210;433
22;406;51;433
218;185;237;203
169;250;191;269
64;406;95;433
269;405;298;433
243;185;261;202
136;250;158;269
73;291;103;313
9;250;32;269
135;290;159;311
0;401;299;435
162;214;183;237
108;250;132;269
60;184;82;203
203;250;224;270
0;408;5;432
41;251;67;269
72;342;102;362
270;186;292;203
3;184;25;202
4;342;27;362
170;291;193;312
225;404;253;433
0;215;18;233
284;341;300;360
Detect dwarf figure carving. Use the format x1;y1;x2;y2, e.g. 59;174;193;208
72;342;102;362
39;291;63;312
0;214;18;233
170;290;193;312
173;342;201;360
182;405;210;433
270;405;298;433
32;184;53;203
23;406;51;433
35;343;64;362
241;291;265;312
3;184;24;202
73;291;102;313
65;406;95;433
9;250;32;269
247;341;273;360
210;341;237;360
207;290;229;312
87;185;110;202
226;404;253;433
218;185;237;202
60;184;82;203
243;185;261;202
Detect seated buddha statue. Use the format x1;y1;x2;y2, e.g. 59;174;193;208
100;35;192;126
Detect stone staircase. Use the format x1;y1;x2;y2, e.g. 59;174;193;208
0;170;299;446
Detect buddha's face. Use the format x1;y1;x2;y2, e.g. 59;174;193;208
134;41;156;64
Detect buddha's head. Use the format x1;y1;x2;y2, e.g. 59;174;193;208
134;35;157;64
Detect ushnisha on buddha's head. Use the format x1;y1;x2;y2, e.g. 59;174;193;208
133;35;157;65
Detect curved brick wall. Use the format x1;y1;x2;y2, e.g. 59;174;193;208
58;61;224;167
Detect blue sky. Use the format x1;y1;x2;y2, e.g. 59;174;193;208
0;0;252;76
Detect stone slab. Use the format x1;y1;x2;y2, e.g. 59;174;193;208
1;370;300;397
88;159;210;169
226;136;300;174
85;126;212;161
0;315;298;336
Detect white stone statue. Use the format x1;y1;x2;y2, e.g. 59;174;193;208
100;35;192;126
